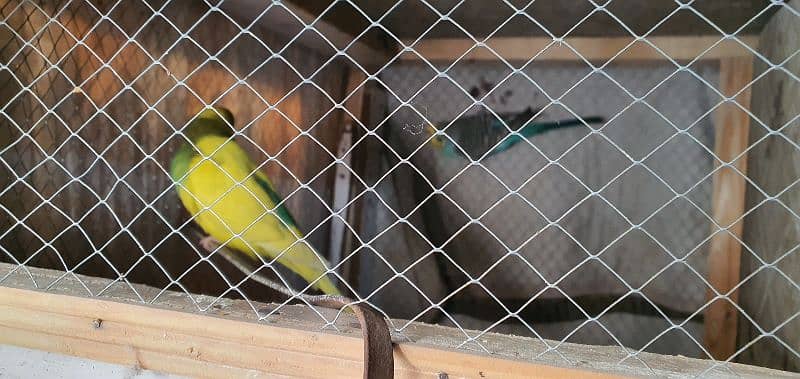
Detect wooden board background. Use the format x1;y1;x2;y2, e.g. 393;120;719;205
293;0;776;47
738;0;800;372
0;0;353;302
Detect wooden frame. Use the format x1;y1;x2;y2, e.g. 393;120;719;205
179;7;758;362
392;35;757;361
220;1;389;69
0;0;784;370
399;36;758;62
0;10;761;371
334;69;368;285
705;56;754;360
0;263;791;378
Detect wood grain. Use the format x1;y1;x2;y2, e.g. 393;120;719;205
220;1;389;70
0;326;275;379
337;69;368;285
399;36;759;62
0;280;615;378
738;0;800;372
704;56;753;360
0;263;796;378
293;0;775;41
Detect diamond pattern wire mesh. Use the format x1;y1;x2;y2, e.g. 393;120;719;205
375;62;718;356
0;0;799;375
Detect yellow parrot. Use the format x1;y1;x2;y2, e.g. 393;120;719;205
169;107;341;295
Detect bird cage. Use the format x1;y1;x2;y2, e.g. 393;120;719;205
0;0;798;377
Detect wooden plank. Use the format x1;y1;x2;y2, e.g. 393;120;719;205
0;326;276;379
342;70;368;126
0;286;620;379
399;36;759;62
0;306;362;378
293;1;774;41
1;263;797;378
336;69;368;284
220;1;389;69
738;0;800;371
704;56;754;360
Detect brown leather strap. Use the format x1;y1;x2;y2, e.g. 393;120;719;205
309;296;394;379
200;236;394;378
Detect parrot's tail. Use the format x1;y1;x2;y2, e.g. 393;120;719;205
519;116;605;138
258;241;343;296
301;246;342;296
488;116;605;157
313;271;343;296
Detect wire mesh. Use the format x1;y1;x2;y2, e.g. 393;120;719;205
0;0;799;375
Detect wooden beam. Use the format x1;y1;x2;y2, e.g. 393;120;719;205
0;326;273;378
704;56;754;360
343;70;368;126
0;286;616;379
737;1;800;370
335;69;368;285
399;36;759;62
219;1;390;68
0;263;793;378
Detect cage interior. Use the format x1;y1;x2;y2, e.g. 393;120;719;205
1;0;798;374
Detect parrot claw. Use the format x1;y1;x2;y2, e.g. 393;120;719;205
198;235;220;252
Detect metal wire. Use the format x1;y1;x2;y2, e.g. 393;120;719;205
0;0;798;375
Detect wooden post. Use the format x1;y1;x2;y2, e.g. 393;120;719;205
336;69;368;287
737;1;800;370
704;56;753;360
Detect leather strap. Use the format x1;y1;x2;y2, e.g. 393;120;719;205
308;295;394;379
201;235;395;378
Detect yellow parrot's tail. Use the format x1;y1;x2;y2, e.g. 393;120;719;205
314;274;342;296
253;241;342;296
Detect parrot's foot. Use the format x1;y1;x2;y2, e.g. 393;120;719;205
198;235;220;252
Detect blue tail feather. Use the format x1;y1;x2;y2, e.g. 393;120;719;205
489;116;604;157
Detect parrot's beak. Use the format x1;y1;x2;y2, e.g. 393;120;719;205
426;124;444;150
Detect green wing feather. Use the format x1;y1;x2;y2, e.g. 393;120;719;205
169;143;195;182
250;170;299;230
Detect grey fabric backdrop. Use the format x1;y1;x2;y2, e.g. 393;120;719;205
359;61;720;356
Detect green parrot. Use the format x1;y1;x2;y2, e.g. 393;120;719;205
169;107;341;295
426;107;604;160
